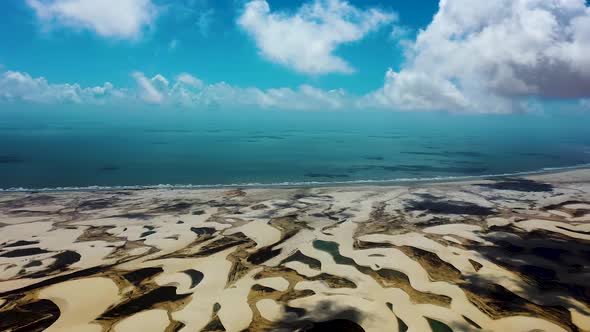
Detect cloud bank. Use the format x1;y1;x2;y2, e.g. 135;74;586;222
0;70;125;104
0;69;349;111
372;0;590;113
238;0;396;74
26;0;158;39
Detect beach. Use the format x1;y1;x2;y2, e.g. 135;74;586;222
1;169;590;331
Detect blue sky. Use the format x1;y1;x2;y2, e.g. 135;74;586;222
1;0;589;113
0;0;437;93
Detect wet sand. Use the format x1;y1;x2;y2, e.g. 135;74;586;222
1;170;590;331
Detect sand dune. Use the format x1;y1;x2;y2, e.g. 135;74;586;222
1;170;590;331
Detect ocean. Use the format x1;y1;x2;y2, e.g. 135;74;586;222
1;105;589;190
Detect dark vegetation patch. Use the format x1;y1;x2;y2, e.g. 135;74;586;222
150;202;193;213
27;251;81;278
190;227;216;236
196;233;253;257
78;198;115;210
247;246;282;265
100;286;190;319
24;260;42;268
110;213;153;220
0;248;50;258
478;178;553;192
4;240;40;248
406;199;494;216
306;319;365;331
183;269;204;288
140;231;156;238
0;299;60;332
425;318;453;332
0;264;110;297
268;301;365;332
280;250;322;270
123;267;163;286
460;278;578;332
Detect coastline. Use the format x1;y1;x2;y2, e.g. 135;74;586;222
1;168;589;331
2;162;590;193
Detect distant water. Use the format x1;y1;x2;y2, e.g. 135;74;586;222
1;105;589;190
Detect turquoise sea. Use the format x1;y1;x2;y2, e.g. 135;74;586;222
1;106;589;190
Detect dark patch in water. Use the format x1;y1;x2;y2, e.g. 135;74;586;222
183;269;204;288
478;178;553;192
369;135;405;139
407;199;494;216
364;156;384;161
100;286;190;319
0;248;50;258
313;241;356;266
99;165;120;171
249;135;286;140
144;129;192;134
0;299;60;332
350;164;487;175
4;240;40;248
0;155;25;164
305;173;350;179
123;267;163;286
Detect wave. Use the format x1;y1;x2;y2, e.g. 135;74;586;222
1;163;590;193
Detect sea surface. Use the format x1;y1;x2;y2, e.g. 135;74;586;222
1;105;589;190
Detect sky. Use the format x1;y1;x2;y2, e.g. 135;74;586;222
0;0;589;113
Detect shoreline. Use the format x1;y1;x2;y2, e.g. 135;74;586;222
2;163;590;193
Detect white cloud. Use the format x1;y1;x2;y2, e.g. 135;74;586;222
238;0;396;74
0;70;124;104
26;0;158;39
131;71;349;110
132;72;164;103
371;0;590;113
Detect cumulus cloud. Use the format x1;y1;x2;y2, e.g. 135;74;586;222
0;70;124;104
371;0;590;113
238;0;396;74
26;0;158;39
131;71;349;110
